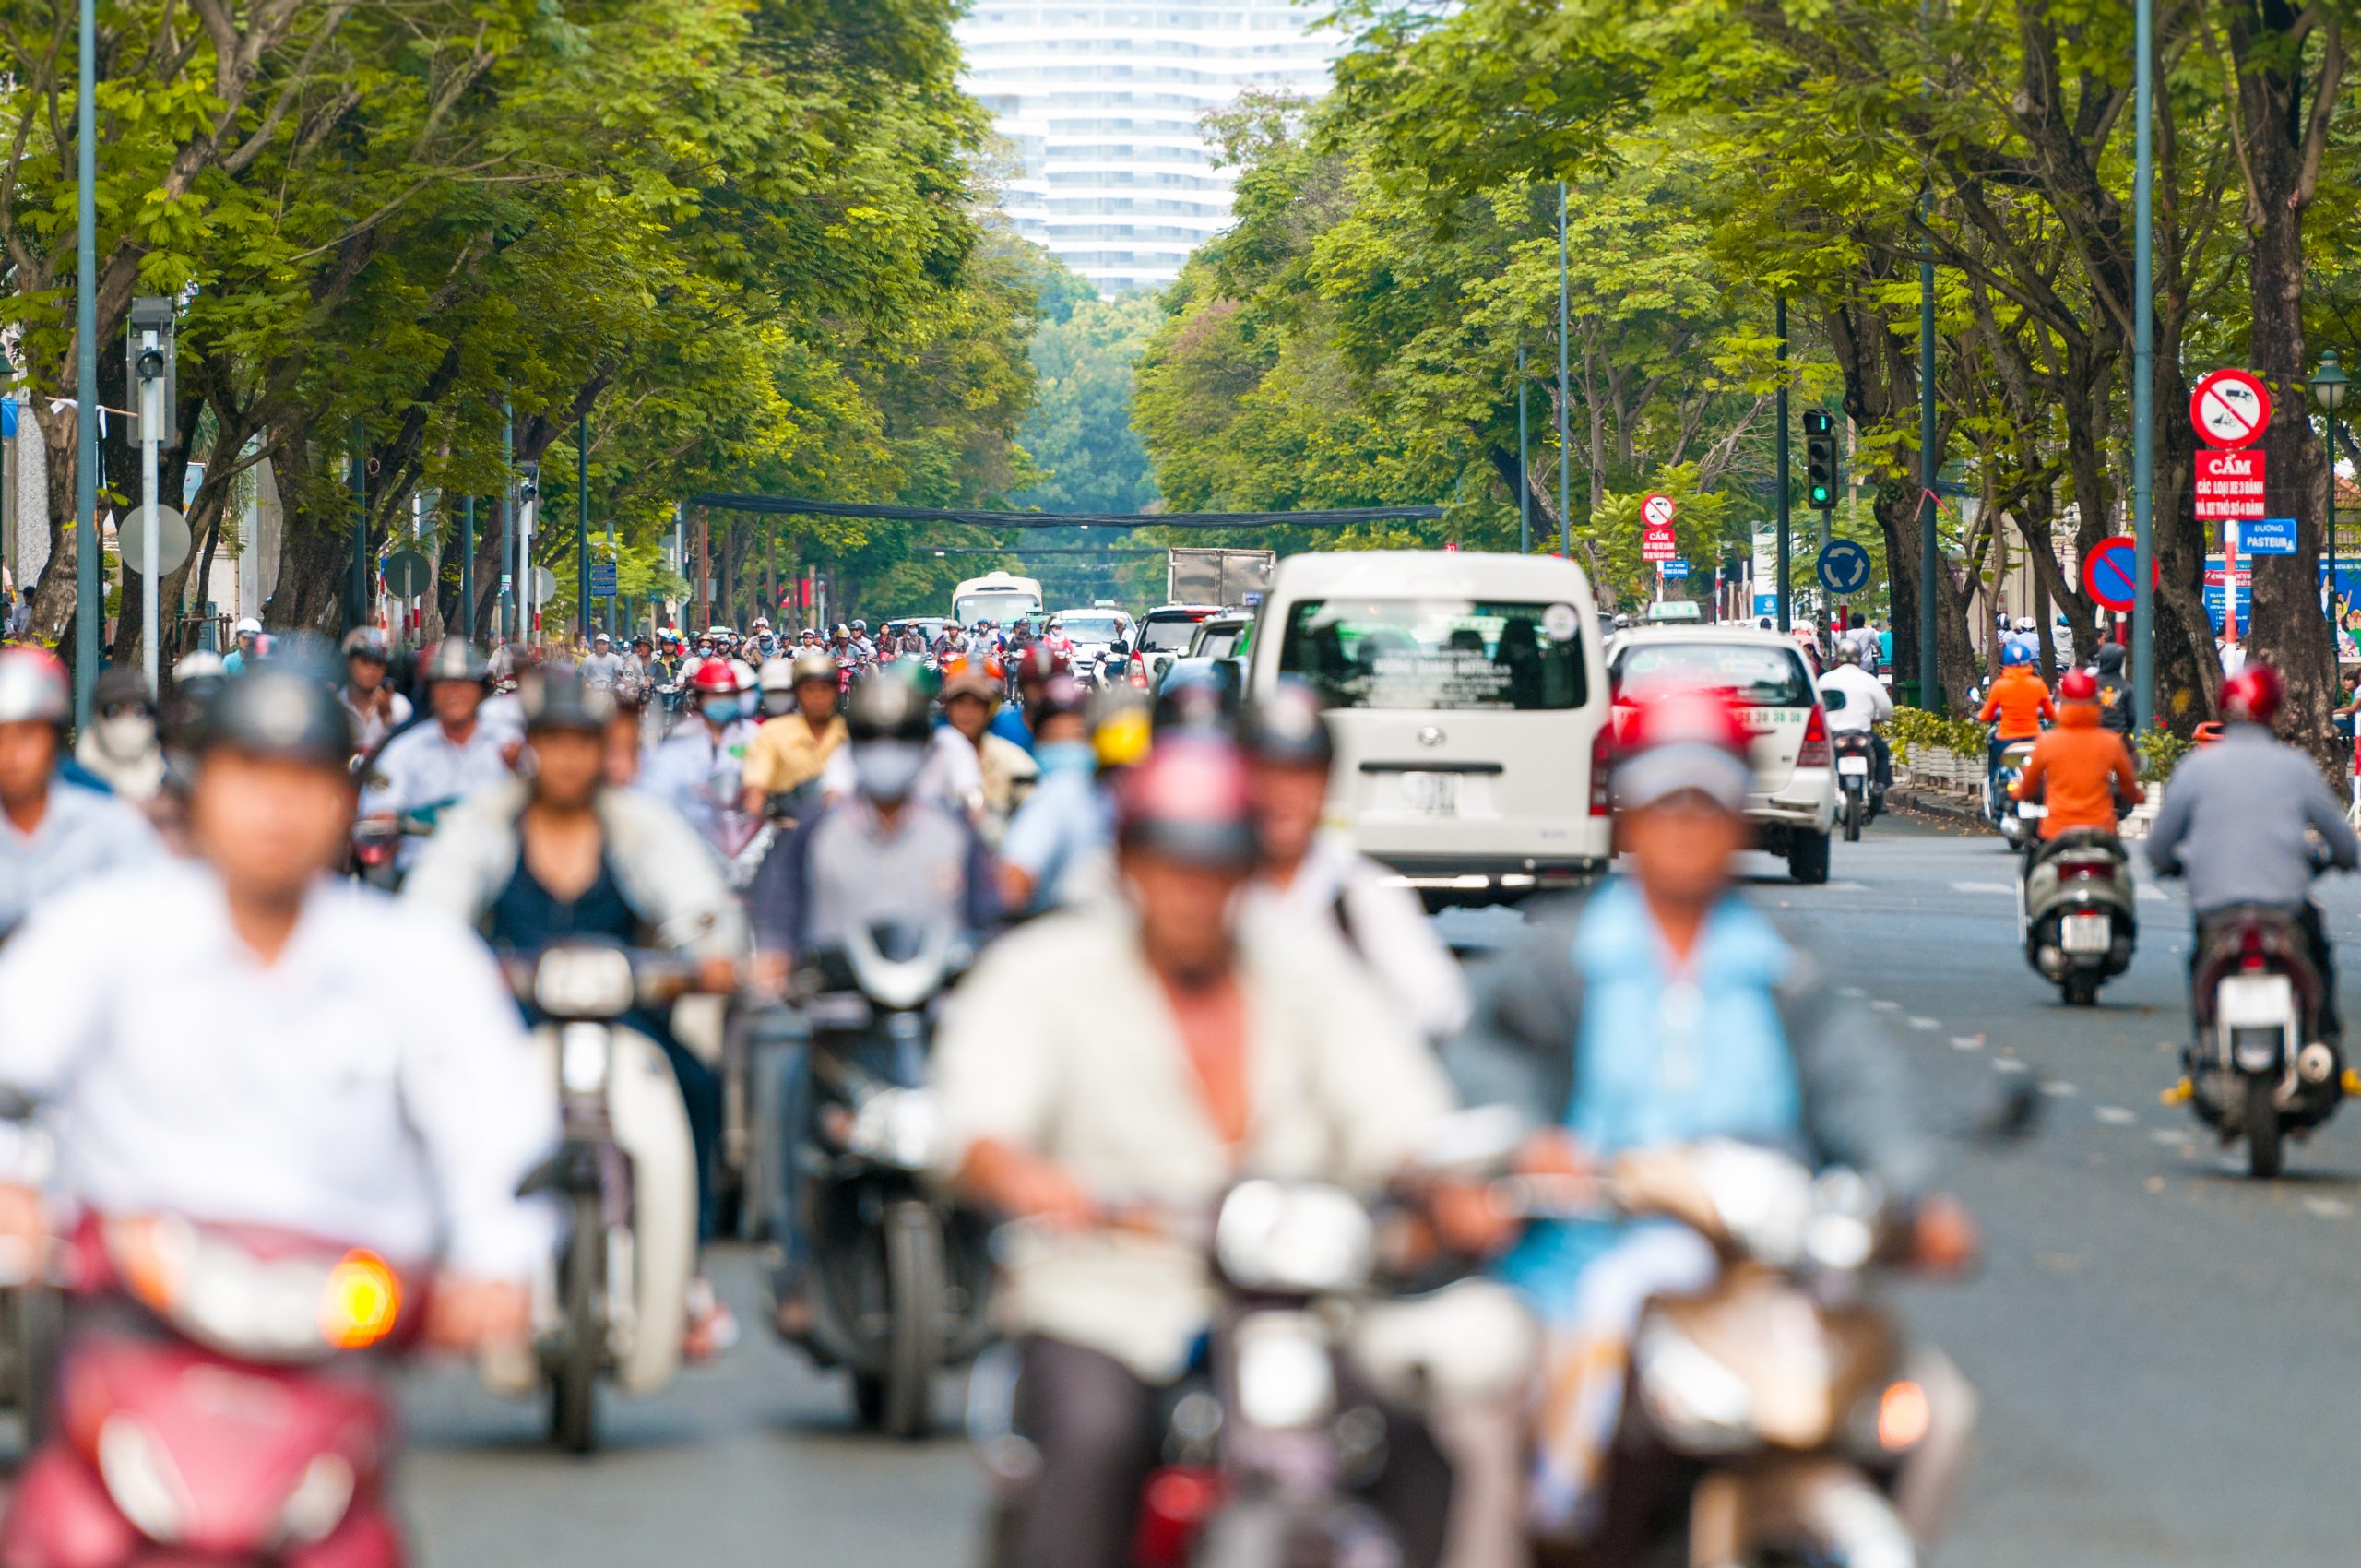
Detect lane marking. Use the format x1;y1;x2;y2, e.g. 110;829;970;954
2303;1196;2351;1220
2137;885;2168;904
1950;1035;1984;1051
1950;881;2015;894
1992;1058;2031;1074
2150;1128;2190;1146
1822;881;1870;892
2094;1106;2138;1125
1907;1016;1940;1031
1838;986;1867;999
2040;1081;2076;1097
1869;1000;1902;1013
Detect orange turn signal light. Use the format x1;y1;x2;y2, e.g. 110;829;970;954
320;1251;401;1350
1878;1380;1931;1451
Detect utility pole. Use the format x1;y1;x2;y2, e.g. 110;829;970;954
73;0;98;725
129;298;174;690
2132;0;2156;731
461;496;475;642
349;425;367;635
697;509;711;633
499;403;515;643
1775;299;1791;632
1557;181;1572;562
1916;0;1941;714
575;413;590;641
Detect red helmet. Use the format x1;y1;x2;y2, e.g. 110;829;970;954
692;658;746;695
1611;682;1756;812
2058;669;2098;702
2221;665;2284;727
1014;643;1067;683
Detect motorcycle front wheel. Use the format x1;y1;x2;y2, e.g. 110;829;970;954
2246;1075;2284;1179
876;1201;945;1441
550;1192;605;1454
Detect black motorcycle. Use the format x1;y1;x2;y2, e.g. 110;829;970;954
775;921;992;1437
1832;729;1882;841
2176;896;2343;1178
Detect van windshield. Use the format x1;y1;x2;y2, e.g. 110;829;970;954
1614;642;1813;706
1275;599;1585;710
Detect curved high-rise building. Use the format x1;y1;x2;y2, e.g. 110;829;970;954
959;1;1339;295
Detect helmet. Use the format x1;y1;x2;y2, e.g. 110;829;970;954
1030;673;1089;721
834;624;851;639
752;617;770;631
93;664;153;713
197;664;354;769
1999;642;2034;669
341;626;390;660
851;619;867;633
845;672;933;742
233;617;262;637
1155;661;1240;734
1831;640;1861;667
524;666;616;734
2058;669;2098;702
692;658;745;695
1014;643;1067;683
1115;735;1259;869
2094;642;2125;674
591;631;611;647
757;656;799;694
1238;679;1333;768
1090;686;1153;769
172;649;228;684
421;636;490;683
1612;683;1754;813
2014;616;2036;632
2221;666;2284;727
790;648;838;687
729;659;758;695
0;648;70;725
941;655;1003;704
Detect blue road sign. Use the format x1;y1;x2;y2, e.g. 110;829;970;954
590;563;618;597
2237;517;2297;555
1660;558;1690;578
1817;539;1872;595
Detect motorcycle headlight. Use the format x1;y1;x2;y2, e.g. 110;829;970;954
1632;1323;1753;1453
535;946;635;1019
1845;1377;1933;1459
98;1416;191;1544
272;1453;356;1549
559;1023;612;1098
1214;1181;1373;1296
845;1087;941;1171
1231;1312;1335;1431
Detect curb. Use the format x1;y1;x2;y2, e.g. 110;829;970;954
1887;786;1987;826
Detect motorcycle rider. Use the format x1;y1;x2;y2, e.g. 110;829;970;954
1443;682;1975;1557
339;626;413;754
579;631;625;690
931;657;1038;840
935;734;1458;1568
1239;680;1469;1041
1818;639;1893;790
359;637;517;868
995;684;1145;916
2011;668;2142;846
993;643;1065;754
405;667;747;1353
221;615;261;675
0;660;554;1402
2091;640;2133;735
646;656;760;857
2147;666;2359;1043
74;664;169;805
0;649;162;935
739;649;846;822
1976;640;2054;778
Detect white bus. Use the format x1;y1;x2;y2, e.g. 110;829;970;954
952;570;1044;628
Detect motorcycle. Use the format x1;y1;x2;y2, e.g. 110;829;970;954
774;921;991;1438
482;943;709;1452
2;1213;424;1566
2168;890;2344;1178
1831;728;1882;842
2019;826;2136;1006
347;805;441;890
1984;735;2039;846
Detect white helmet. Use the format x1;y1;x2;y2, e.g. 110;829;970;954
2014;616;2036;632
233;617;262;636
758;656;798;693
0;647;69;725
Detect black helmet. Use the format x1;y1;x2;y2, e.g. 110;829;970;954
1238;678;1333;769
845;671;932;742
198;664;354;769
524;666;615;734
92;664;154;715
1153;661;1240;734
421;636;490;684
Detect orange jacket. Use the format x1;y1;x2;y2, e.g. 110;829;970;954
1978;667;2056;740
2012;705;2143;838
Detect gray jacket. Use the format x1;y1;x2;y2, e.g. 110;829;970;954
1443;896;1937;1197
2145;724;2359;913
404;778;747;959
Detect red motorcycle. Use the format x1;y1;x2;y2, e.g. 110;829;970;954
2;1213;425;1568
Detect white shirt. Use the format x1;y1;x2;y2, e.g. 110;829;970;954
341;686;413;755
1818;663;1892;734
1241;834;1471;1041
645;718;758;853
360;718;514;818
0;862;557;1277
0;780;163;934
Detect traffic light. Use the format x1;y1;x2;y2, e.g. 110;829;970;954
1803;410;1838;510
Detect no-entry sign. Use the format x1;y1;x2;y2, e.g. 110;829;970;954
2195;446;2269;519
2189;368;2272;449
2081;534;2153;612
1642;493;1677;529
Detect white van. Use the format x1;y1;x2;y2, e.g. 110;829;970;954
1246;551;1612;902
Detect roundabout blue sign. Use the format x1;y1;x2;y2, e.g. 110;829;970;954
1816;539;1872;596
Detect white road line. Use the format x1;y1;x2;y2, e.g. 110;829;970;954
1950;1035;1984;1051
2040;1081;2076;1097
2094;1106;2138;1126
1822;881;1870;892
1992;1058;2031;1074
1950;881;2016;895
1907;1016;1940;1031
1869;1000;1902;1013
2150;1128;2190;1147
1837;986;1867;999
2136;885;2168;904
2303;1196;2352;1220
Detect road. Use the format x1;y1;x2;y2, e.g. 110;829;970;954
390;808;2358;1567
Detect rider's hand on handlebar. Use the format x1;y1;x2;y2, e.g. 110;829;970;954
697;955;739;996
0;1182;41;1253
426;1276;532;1351
1429;1180;1518;1255
1516;1129;1592;1182
965;1141;1095;1232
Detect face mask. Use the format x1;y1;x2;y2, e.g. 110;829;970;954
852;740;924;802
1037;740;1095;778
701;696;739;726
737;694;763;721
95;712;156;760
762;691;796;718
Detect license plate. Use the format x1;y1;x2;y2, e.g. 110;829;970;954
2060;913;2111;954
1402;772;1459;815
2218;973;2295;1029
1837;756;1870;777
2018;801;2047;818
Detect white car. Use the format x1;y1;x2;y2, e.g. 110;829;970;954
1135;603;1224;687
1247;550;1612;905
1606;624;1839;883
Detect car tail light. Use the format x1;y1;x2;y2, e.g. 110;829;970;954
1130;655;1149;690
1131;1466;1224;1568
1590;725;1613;816
1797;704;1831;768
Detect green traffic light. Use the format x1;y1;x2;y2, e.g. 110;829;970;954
1809;485;1833;506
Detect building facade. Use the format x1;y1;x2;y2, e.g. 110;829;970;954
958;1;1338;295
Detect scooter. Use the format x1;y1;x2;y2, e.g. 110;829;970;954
1832;729;1882;842
777;921;992;1438
2019;826;2137;1006
483;943;707;1452
2168;892;2344;1178
1;1213;424;1566
1984;735;2039;846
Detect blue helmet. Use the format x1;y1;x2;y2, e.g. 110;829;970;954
2000;641;2035;669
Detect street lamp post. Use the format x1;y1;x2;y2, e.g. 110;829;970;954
2312;350;2349;638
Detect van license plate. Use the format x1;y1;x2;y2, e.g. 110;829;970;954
2061;913;2110;954
1837;756;1869;777
1402;772;1459;815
